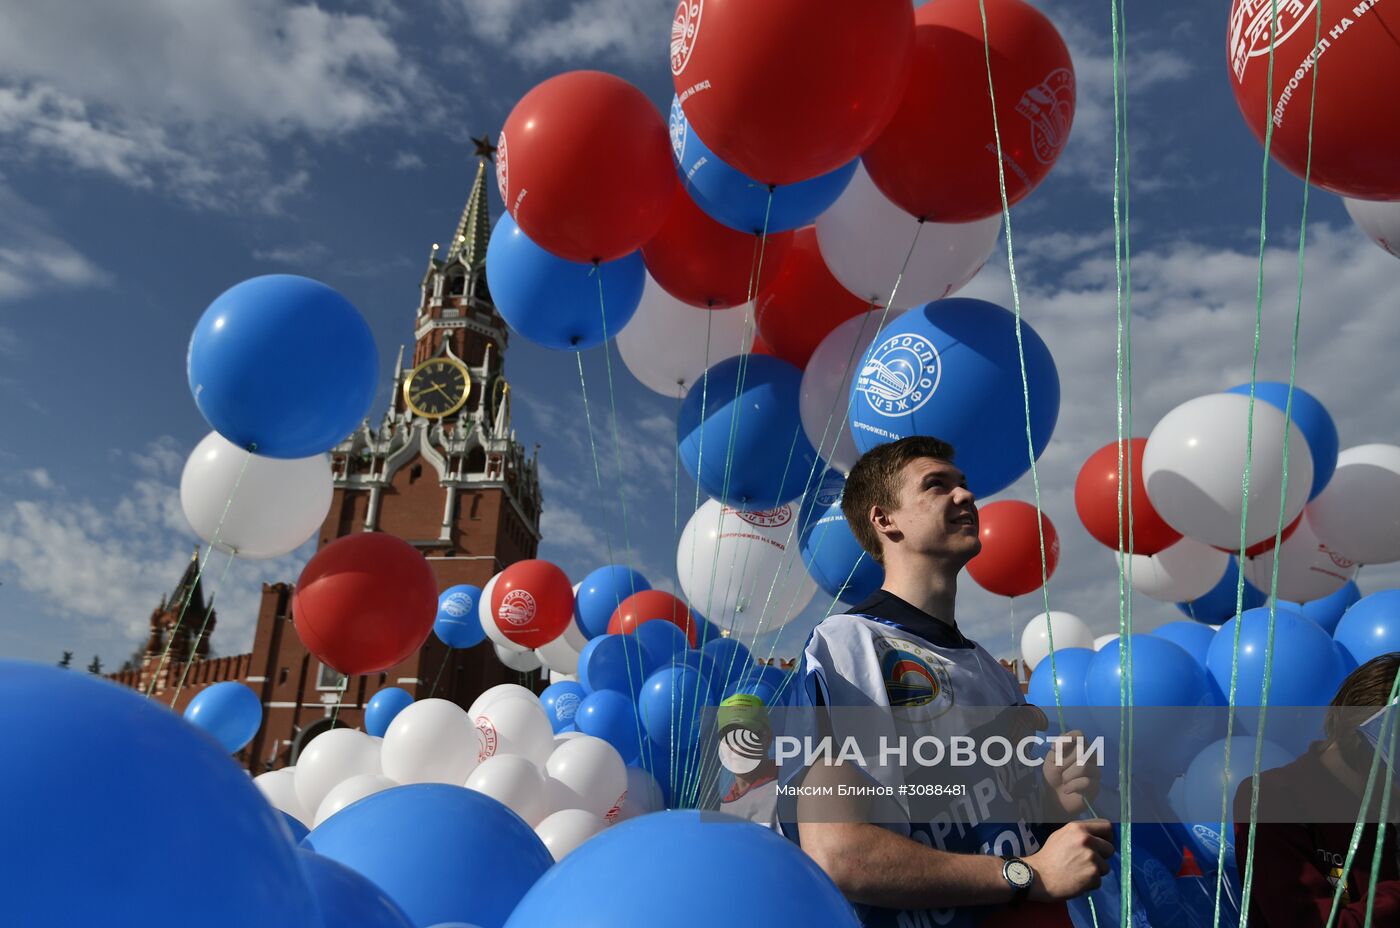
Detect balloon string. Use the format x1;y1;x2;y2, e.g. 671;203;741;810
428;648;449;698
167;549;237;708
145;449;253;698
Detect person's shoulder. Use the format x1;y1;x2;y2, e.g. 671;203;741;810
1233;744;1321;819
809;611;879;641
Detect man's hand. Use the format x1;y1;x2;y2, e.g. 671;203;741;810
1042;729;1100;818
1025;818;1115;902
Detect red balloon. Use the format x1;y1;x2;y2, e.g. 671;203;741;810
1228;0;1400;200
1215;512;1303;558
750;330;776;356
755;227;874;368
499;71;676;263
978;901;1073;928
293;533;438;675
608;590;698;646
862;0;1075;222
642;187;793;308
671;0;914;185
966;501;1060;598
1075;438;1182;556
490;559;574;649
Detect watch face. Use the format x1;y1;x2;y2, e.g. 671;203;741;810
1005;859;1033;888
406;359;470;417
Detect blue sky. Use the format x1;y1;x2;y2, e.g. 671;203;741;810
1;0;1397;672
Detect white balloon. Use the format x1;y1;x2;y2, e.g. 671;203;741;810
496;643;542;671
1129;537;1230;603
474;694;554;766
553;730;587;747
465;754;550;826
548;670;579;683
1021;612;1096;672
678;498;817;639
536;615;588;675
313;773;397;827
545;734;627;819
381;698;482;785
816;161;1002;309
180;432;332;560
1143;393;1314;549
293;728;381;816
612;765;666;824
467;683;536;720
535;809;607;861
253;767;310;827
799;311;888;472
1307;444;1400;565
479;572;528;654
1344;197;1400;259
1094;634;1120;652
1242;509;1359;602
617;275;753;397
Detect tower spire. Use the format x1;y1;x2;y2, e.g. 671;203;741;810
169;547;205;614
447;136;497;270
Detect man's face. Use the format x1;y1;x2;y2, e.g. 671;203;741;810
879;457;981;565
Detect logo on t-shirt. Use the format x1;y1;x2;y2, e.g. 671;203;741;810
874;636;954;714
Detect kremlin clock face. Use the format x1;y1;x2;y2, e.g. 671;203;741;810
404;358;471;418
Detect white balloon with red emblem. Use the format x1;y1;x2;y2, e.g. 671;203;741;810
465;754;551;826
1021;612;1095;672
1242;510;1359;602
1129;537;1230;603
800;310;887;472
381;698;482;785
678;498;817;640
545;734;627;819
472;693;554;766
612;765;666;823
1142;393;1313;550
254;767;311;827
535;809;608;861
314;773;398;826
496;643;543;671
816;162;1002;309
1306;444;1400;565
1345;197;1400;260
617;274;753;397
293;728;382;817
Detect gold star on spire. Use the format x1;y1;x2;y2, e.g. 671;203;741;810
471;133;498;162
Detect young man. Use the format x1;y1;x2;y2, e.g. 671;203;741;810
784;436;1113;927
1234;653;1400;927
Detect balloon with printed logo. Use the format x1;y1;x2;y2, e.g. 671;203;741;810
293;533;438;675
1307;444;1400;565
1345;197;1400;259
849;298;1059;499
490;560;574;650
1334;590;1400;668
1075;438;1181;556
499;71;675;263
799;311;888;473
485;215;644;350
1227;0;1400;200
1242;511;1358;602
434;584;486;649
642;186;792;308
365;687;415;738
183;681;263;753
473;693;555;767
670;0;914;185
800;491;885;605
1284;578;1361;635
187;275;378;459
669;97;857;234
574;566;652;640
1130;537;1230;604
1143;393;1313;549
1020;611;1095;672
1225;382;1338;500
617;276;753;397
607;589;699;646
755;227;875;369
966;501;1060;598
181;432;333;560
816;162;1002;308
863;0;1075;222
678;498;817;639
540;681;588;734
1175;556;1266;625
678;354;819;509
479;573;525;654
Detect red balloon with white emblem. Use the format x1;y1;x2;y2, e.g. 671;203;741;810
1227;0;1400;200
966;501;1060;598
490;559;574;649
862;0;1076;222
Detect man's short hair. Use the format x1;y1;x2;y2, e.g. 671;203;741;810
1325;653;1400;769
841;436;956;565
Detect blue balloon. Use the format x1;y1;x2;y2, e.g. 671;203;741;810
1286;579;1361;635
299;850;415;928
1177;557;1266;625
304;784;553;928
848;298;1059;498
675;648;721;700
639;666;709;747
701;637;756;694
1226;381;1338;500
578;634;657;696
574;565;651;640
1334;589;1400;667
2;661;318;925
505;810;860;928
485;215;643;350
1207;607;1349;709
184;680;263;753
678;354;820;508
540;681;587;733
575;690;644;763
634;619;688;661
1172;735;1297;825
1026;646;1094;708
187;275;378;459
365;687;415;738
435;585;485;649
669;97;856;235
280;810;310;844
1150;621;1217;672
800;498;884;604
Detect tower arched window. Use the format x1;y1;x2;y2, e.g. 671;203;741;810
447;271;466;296
466;447;486;474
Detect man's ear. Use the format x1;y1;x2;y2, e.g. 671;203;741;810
870;504;900;543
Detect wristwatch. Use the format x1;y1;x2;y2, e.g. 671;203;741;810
1001;855;1034;905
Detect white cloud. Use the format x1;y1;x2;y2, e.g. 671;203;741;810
26;469;53;491
454;0;672;67
252;241;331;266
0;180;109;303
392;151;425;170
